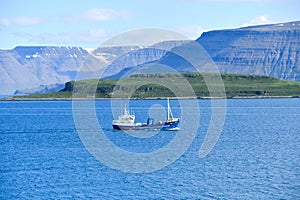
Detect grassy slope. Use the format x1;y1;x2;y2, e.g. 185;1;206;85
12;73;300;99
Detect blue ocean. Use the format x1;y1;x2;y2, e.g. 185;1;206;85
0;98;299;199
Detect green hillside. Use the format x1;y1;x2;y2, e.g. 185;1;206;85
11;73;300;99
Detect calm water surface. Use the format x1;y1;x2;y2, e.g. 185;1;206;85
0;99;299;199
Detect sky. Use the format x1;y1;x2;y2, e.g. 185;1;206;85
0;0;299;49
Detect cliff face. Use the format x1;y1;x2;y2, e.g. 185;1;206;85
112;21;300;81
197;21;300;81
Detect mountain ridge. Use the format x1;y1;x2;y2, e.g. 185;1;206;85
101;21;300;81
1;21;299;95
197;21;300;80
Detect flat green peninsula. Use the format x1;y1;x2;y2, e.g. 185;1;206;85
6;73;300;100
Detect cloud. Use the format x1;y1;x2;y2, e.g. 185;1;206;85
0;8;131;27
0;16;42;26
69;8;132;22
80;8;119;21
241;15;273;27
29;29;108;46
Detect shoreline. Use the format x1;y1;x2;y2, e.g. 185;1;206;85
1;95;299;101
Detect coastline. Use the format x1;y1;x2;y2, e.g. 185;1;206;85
1;95;299;101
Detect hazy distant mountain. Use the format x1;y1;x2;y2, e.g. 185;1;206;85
0;46;138;95
0;46;89;95
0;41;187;95
13;83;65;96
100;40;188;78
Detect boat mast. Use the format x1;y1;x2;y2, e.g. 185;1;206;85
124;104;129;115
167;98;173;120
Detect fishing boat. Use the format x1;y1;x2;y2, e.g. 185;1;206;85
112;98;180;131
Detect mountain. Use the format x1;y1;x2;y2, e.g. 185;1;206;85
197;21;300;81
0;46;90;95
0;45;134;95
1;21;299;95
13;83;65;96
105;21;300;81
95;40;190;78
0;41;187;95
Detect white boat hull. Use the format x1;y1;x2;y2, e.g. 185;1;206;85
112;119;179;131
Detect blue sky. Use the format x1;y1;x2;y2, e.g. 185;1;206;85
0;0;299;49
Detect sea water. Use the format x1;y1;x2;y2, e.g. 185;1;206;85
0;99;299;199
